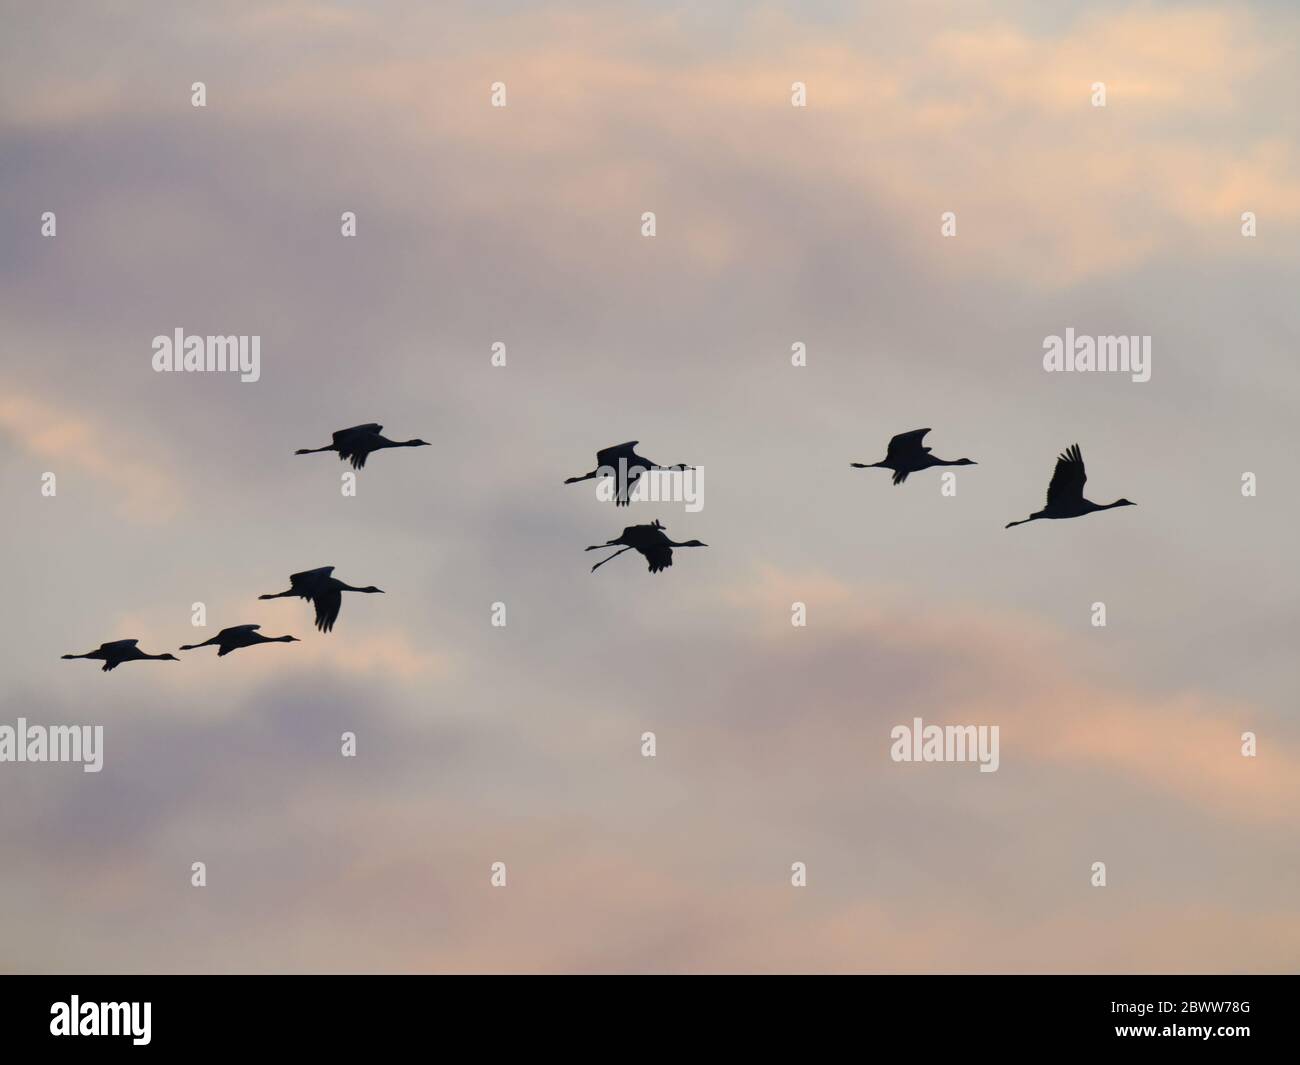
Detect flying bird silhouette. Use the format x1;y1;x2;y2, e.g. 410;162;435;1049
585;519;707;573
1005;444;1135;528
851;428;977;485
258;566;383;632
61;639;179;672
295;423;430;470
565;441;693;506
179;624;300;657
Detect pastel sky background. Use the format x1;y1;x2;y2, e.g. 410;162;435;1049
1;0;1297;972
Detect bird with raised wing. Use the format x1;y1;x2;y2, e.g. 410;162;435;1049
565;441;693;506
851;428;977;485
62;639;179;672
179;625;300;657
295;423;430;470
585;519;707;573
258;566;384;632
1005;444;1135;528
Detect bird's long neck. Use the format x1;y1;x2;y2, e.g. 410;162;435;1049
335;581;374;593
936;457;967;466
1099;499;1127;510
143;653;171;660
296;445;335;454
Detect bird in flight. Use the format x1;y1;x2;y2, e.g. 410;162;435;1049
179;624;300;657
565;441;693;506
585;519;707;573
258;566;384;632
851;428;977;485
295;423;430;470
1005;444;1135;528
62;639;179;672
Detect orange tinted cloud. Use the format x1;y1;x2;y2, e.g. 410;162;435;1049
724;566;1300;824
0;389;182;523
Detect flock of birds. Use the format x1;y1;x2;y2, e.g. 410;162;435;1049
61;424;1135;671
850;429;1135;527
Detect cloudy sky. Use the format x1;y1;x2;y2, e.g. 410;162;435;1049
2;0;1298;972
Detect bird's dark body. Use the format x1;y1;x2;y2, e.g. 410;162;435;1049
585;520;707;574
61;639;178;672
258;566;384;632
851;428;976;485
597;442;652;506
1005;444;1135;528
295;423;430;470
566;441;692;506
179;624;298;656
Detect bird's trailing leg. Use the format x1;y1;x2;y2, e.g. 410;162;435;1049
590;546;633;572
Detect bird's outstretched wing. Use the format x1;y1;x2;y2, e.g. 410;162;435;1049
342;445;372;470
1046;444;1086;507
635;526;674;573
290;567;333;595
642;541;674;573
332;424;382;444
596;441;639;468
886;428;931;461
313;585;343;632
331;425;382;469
100;639;139;652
